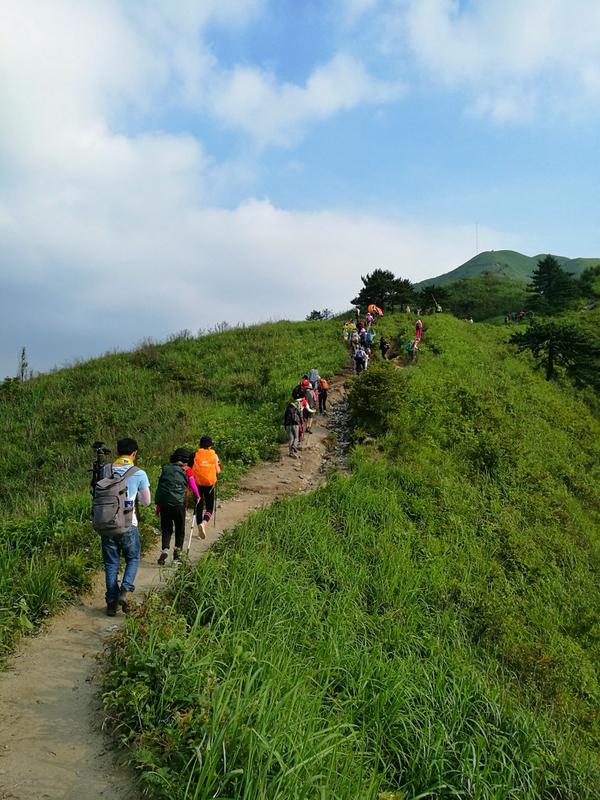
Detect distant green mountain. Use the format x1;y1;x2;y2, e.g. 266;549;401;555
416;250;599;288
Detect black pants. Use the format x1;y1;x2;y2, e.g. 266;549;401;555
318;389;328;412
160;504;185;550
195;484;216;523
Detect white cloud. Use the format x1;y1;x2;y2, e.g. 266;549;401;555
210;52;404;146
340;0;381;25
382;0;600;120
0;0;523;376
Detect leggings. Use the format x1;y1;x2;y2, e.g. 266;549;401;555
195;484;216;524
160;504;186;550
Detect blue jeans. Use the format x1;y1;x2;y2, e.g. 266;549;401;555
101;526;141;603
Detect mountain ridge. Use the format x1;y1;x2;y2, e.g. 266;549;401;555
416;249;599;288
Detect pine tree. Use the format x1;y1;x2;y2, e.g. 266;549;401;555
526;255;577;314
350;268;396;310
510;320;600;386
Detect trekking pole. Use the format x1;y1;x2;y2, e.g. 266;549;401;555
213;484;217;528
186;500;199;553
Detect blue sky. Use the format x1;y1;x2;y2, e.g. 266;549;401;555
1;0;600;376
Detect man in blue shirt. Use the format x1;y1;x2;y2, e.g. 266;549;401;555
103;437;151;616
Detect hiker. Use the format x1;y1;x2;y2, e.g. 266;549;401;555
379;336;390;359
415;318;423;341
302;379;317;433
308;367;320;386
406;338;419;365
346;321;356;345
191;436;221;538
354;345;367;374
318;376;329;414
296;397;305;442
365;311;373;328
350;330;359;350
100;437;150;616
366;329;375;349
284;400;301;457
155;448;200;565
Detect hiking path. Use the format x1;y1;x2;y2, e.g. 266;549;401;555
0;371;352;800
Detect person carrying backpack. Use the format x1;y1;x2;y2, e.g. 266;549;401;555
155;448;200;565
308;367;320;386
93;437;151;616
302;379;317;433
191;436;221;538
284;400;301;457
318;377;329;414
354;346;367;374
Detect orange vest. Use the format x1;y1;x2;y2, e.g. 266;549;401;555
192;449;219;486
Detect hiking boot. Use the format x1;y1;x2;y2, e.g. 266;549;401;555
173;549;182;564
106;600;119;617
198;521;207;540
157;549;168;566
119;589;133;614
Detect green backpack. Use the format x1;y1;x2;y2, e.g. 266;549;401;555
155;463;188;507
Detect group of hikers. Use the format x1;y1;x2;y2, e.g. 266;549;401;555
93;308;428;617
284;367;329;458
92;436;221;616
344;306;424;370
505;309;526;323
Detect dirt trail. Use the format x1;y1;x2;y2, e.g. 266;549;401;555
0;373;352;800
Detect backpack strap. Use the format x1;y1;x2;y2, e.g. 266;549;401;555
112;465;140;480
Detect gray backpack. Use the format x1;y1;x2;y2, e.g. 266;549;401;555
92;466;139;535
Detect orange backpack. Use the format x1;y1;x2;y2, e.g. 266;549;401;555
192;448;219;486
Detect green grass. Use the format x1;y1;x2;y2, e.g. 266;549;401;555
0;320;347;654
101;314;600;798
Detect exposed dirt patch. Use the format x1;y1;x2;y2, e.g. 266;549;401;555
0;371;352;800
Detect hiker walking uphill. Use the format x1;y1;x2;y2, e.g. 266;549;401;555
354;345;367;374
191;436;221;538
155;448;200;565
284;400;301;457
318;376;329;414
301;379;317;433
92;437;151;616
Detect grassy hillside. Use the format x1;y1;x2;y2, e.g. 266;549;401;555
102;314;600;799
443;273;528;320
417;249;599;288
0;321;347;653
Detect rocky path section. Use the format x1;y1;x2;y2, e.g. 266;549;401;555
0;371;352;800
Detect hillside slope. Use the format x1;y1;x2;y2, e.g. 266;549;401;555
103;314;600;799
417;249;599;287
0;321;347;652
